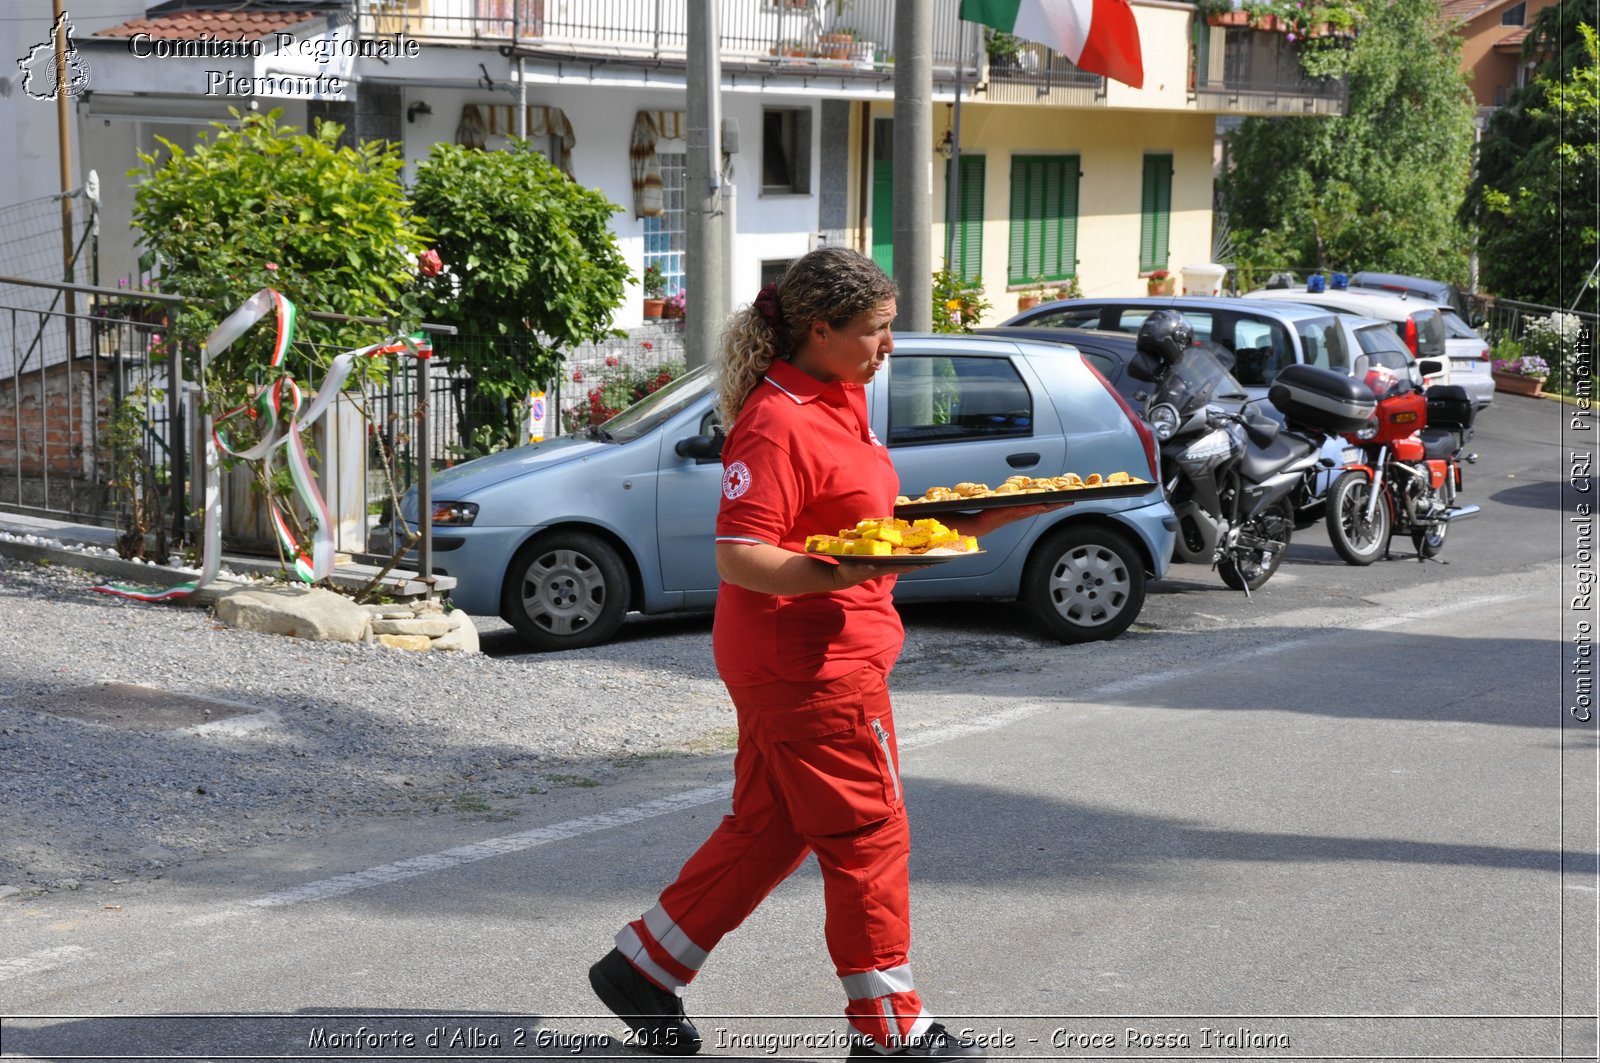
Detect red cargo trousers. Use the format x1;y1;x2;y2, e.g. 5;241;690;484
612;666;932;1051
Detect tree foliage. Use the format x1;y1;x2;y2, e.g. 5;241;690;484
411;141;630;452
1465;6;1599;313
1220;0;1475;287
131;110;426;405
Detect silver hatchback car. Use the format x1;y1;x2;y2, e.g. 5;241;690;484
392;334;1178;650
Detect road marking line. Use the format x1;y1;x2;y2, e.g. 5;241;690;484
234;592;1535;911
0;946;91;982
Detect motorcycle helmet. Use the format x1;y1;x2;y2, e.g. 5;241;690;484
1135;309;1195;367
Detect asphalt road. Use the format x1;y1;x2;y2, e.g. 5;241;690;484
1;393;1595;1062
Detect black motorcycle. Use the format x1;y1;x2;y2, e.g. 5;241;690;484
1131;311;1339;594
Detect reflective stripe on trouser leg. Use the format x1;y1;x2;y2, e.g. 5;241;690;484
612;902;709;993
842;965;933;1052
614;922;690;996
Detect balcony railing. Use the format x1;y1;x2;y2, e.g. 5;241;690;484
357;0;982;76
1193;25;1347;115
981;40;1106;107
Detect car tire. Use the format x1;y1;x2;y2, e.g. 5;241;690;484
501;531;631;651
1022;524;1146;643
1325;471;1390;567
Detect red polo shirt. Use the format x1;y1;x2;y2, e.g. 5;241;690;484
712;358;903;686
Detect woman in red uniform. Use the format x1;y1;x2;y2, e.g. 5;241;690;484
590;249;1058;1061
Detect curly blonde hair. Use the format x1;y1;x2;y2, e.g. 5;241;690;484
716;247;897;423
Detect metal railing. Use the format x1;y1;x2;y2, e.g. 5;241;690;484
981;41;1106;106
1193;24;1348;114
357;0;979;74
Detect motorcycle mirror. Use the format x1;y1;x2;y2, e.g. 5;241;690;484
1127;351;1160;381
1243;415;1280;449
1416;358;1444;379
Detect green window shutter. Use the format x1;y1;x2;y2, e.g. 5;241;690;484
945;154;985;283
1009;156;1080;285
1139;153;1172;274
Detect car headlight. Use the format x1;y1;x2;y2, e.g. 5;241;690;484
1355;417;1379;441
430;501;479;526
1148;403;1180;442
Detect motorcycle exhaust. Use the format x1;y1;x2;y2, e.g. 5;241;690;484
1442;503;1480;522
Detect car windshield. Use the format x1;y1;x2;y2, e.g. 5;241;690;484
1294;315;1351;372
599;364;715;443
1440;310;1478;339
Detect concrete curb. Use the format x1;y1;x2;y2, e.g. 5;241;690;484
0;539;243;607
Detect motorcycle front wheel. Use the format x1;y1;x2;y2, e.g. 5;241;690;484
1218;500;1293;592
1326;471;1391;567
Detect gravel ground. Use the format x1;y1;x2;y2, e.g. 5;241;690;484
0;551;743;893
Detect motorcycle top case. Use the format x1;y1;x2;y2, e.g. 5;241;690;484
1267;364;1377;435
1424;385;1475;431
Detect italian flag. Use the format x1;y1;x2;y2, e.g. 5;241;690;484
960;0;1145;89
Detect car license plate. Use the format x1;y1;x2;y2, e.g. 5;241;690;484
1451;358;1477;369
1342;446;1362;465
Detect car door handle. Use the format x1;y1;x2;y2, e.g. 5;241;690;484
1006;452;1041;469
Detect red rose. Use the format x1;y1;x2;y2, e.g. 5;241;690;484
418;249;444;277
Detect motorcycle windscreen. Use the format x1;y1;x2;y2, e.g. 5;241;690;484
1154;345;1248;417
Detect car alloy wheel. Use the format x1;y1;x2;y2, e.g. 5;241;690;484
502;531;630;650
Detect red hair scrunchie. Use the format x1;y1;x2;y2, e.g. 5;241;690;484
753;282;784;330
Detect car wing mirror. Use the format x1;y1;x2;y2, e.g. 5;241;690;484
1416;358;1444;378
674;432;724;461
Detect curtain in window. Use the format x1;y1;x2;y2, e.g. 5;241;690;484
630;111;687;219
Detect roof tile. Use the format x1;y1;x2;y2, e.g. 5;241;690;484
95;9;316;40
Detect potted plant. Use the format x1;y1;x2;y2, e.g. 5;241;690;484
1146;269;1175;296
642;264;665;318
662;289;687;321
819;27;854;60
1017;275;1051;311
1243;1;1278;32
1491;354;1549;397
1201;0;1250;28
1052;275;1084;301
984;28;1024;73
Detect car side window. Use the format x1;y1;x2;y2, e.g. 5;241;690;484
1024;309;1102;329
1227;318;1291;387
1078;350;1118;379
1413;310;1447;357
1115;310;1154;333
888;355;1033;446
1295;316;1351;373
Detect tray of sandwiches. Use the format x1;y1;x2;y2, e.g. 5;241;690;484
805;517;984;566
893;471;1156;516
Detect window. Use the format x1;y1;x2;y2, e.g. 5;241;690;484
888;355;1032;445
944;154;985;283
1025;307;1103;329
1501;1;1526;25
643;151;686;295
762;108;812;194
1008;155;1079;286
1228;317;1292;387
1292;316;1350;372
760;259;796;288
1355;324;1414;374
1138;153;1173;274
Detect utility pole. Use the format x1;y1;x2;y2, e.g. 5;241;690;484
53;0;77;357
685;2;727;369
892;1;932;332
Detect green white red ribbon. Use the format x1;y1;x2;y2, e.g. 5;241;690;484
95;288;430;602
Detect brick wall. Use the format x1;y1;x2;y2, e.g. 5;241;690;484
0;358;114;479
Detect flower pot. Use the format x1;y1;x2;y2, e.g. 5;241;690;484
1146;276;1176;296
1207;10;1250;27
1306;21;1330;36
1491;370;1545;397
1017;294;1041;311
643;297;665;319
1249;13;1277;31
662;301;684;321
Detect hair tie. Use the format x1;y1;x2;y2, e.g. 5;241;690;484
753;283;784;330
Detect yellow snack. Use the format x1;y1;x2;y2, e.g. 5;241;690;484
861;525;903;546
850;538;893;556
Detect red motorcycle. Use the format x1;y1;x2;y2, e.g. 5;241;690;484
1325;359;1479;565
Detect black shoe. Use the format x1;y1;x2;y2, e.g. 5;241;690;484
588;948;702;1056
847;1023;985;1060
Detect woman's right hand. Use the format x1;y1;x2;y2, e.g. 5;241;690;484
827;558;932;587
